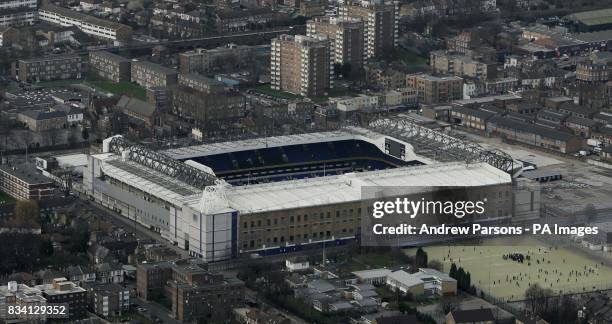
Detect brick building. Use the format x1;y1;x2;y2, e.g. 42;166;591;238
89;51;131;82
131;61;178;89
271;34;331;97
13;55;82;83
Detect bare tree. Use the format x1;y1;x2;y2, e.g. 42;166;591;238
12;200;39;228
584;203;597;222
525;283;553;316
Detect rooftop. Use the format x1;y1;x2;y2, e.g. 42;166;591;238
19;55;81;64
216;162;511;215
19;110;67;120
0;163;54;185
352;268;392;279
98;155;201;206
39;4;131;31
164;128;383;160
387;270;424;287
132;60;178;75
91;51;130;63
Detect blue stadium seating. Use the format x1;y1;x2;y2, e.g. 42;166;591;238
184;140;422;185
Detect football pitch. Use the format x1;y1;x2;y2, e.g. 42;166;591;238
407;241;612;301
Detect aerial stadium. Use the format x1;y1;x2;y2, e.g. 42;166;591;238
83;117;535;262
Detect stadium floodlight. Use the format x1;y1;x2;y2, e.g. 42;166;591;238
366;117;515;174
106;136;217;189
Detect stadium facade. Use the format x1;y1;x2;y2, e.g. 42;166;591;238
83;126;528;262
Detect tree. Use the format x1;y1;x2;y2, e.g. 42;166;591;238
13;200;39;228
427;259;444;271
398;302;416;315
415;247;428;268
525;283;553;316
584;203;597;222
449;263;458;279
439;300;456;315
48;128;62;147
81;127;89;141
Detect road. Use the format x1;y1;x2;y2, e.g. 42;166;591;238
80;199;189;258
244;288;309;324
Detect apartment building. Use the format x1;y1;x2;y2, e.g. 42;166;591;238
0;163;55;200
178;44;269;74
178;73;226;93
271;34;332;97
137;260;244;323
339;0;398;59
406;74;463;105
575;50;612;83
136;262;173;300
84;283;130;318
173;84;245;125
307;16;364;71
299;0;326;17
38;4;132;43
89;51;131;82
12;55;82;83
215;8;280;33
0;282;46;321
430;51;497;80
169;262;244;323
36;278;87;318
131;61;178;89
0;0;37;27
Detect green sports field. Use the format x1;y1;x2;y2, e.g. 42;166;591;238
407;241;612;301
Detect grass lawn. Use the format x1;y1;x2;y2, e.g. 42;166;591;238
0;191;15;203
35;77;147;101
88;80;147;100
406;242;612;301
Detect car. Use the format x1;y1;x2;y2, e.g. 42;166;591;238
137;306;147;312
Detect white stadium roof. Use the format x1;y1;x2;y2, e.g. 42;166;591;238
98;154;201;206
163;127;384;160
185;161;511;214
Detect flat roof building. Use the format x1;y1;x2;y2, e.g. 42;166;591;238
89;51;131;82
38;4;132;43
131;61;178;89
0;0;37;27
0;163;55;200
12;55;82;83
